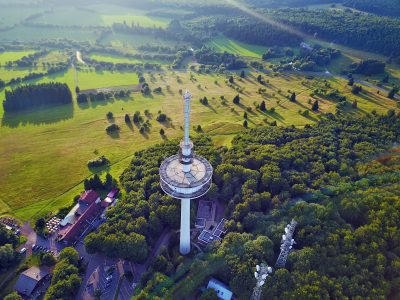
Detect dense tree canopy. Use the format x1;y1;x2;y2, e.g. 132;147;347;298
45;247;82;300
3;82;72;112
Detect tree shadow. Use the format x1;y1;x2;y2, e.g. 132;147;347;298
264;110;285;122
107;130;120;139
1;103;74;128
205;104;217;113
88;164;111;174
126;121;134;132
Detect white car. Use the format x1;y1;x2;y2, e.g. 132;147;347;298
19;248;26;254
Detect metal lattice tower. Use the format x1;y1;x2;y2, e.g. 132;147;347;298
250;263;273;300
159;90;213;255
275;219;297;269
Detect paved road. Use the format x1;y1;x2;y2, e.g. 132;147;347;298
20;221;65;255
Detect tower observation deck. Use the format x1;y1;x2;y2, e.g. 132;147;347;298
159;90;213;255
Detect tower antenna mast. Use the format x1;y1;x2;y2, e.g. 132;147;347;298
159;90;213;255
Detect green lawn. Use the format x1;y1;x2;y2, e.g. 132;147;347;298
206;36;269;58
0;68;398;221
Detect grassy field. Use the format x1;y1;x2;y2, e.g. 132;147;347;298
207;36;269;58
30;5;170;28
0;25;99;42
100;32;181;48
0;66;398;221
88;53;168;65
0;6;45;29
0;51;35;65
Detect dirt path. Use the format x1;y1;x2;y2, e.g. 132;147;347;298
76;51;86;64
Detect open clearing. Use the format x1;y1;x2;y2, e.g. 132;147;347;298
207;36;269;58
88;53;169;65
0;51;35;64
0;67;398;221
30;5;170;28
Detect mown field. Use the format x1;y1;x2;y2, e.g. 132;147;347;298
207;36;269;58
30;5;170;28
0;62;398;221
88;53;169;65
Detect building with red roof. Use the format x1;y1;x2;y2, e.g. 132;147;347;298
107;188;119;199
58;190;102;243
79;189;100;205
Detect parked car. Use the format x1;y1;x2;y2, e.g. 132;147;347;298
19;248;26;254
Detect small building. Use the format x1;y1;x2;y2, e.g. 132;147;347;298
207;278;233;300
107;188;119;199
14;266;49;296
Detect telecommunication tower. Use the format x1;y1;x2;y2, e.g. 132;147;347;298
275;219;297;269
159;90;213;255
250;263;273;300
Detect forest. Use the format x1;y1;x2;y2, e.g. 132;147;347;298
342;0;400;16
85;111;400;299
270;8;400;56
3;83;72;112
183;16;300;47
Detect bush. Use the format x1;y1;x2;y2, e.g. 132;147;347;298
87;156;109;168
157;113;167;122
153;87;162;93
106;124;120;133
233;95;240;104
77;93;88;103
106;112;113;119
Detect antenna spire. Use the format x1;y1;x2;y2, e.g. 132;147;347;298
183;90;191;145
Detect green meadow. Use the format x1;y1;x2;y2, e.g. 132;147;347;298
0;51;36;64
0;67;398;221
30;5;170;28
88;53;169;65
207;36;269;58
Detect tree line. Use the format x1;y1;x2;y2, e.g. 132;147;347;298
3;82;72;112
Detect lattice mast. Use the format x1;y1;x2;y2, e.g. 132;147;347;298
275;219;298;268
250;263;273;300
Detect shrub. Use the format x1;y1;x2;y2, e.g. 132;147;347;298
157;113;167;122
87;156;110;168
106;124;120;133
77;93;87;103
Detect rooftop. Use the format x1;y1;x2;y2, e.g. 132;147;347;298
160;154;213;189
207;278;233;300
79;189;99;204
107;188;119;198
14;266;49;296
